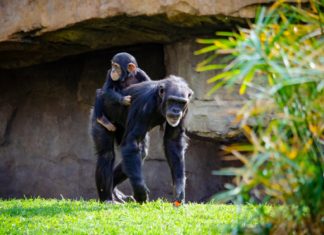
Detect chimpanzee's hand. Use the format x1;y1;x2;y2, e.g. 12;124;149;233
122;95;132;106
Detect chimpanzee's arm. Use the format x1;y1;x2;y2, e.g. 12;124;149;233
136;68;151;82
163;121;188;203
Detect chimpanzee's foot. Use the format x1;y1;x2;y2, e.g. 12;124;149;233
133;184;149;203
113;188;135;203
97;116;116;132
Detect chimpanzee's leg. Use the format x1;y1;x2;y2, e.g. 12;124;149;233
91;115;116;202
95;151;114;202
163;123;188;203
121;132;149;203
140;133;150;161
113;163;127;187
113;133;149;187
112;134;150;202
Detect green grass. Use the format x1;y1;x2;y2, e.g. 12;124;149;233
0;198;267;235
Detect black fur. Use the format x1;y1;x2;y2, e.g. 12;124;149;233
90;75;193;203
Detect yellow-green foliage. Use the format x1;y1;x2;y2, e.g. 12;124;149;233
196;1;324;234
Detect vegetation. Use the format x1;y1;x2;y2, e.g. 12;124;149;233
0;198;269;235
196;0;324;234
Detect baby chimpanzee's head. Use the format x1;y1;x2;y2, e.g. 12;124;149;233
110;52;138;81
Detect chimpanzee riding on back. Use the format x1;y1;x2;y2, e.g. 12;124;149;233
94;52;150;132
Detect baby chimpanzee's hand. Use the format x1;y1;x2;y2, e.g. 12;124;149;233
122;95;132;106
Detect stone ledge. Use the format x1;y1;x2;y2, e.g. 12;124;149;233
186;100;243;140
2;0;297;69
0;0;278;41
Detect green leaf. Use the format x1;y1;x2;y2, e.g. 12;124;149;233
196;53;218;67
255;7;267;30
207;70;240;84
196;38;217;44
211;187;241;203
212;168;241;176
216;31;236;37
239;68;255;94
194;45;218;55
237;60;257;82
206;79;228;96
196;64;226;72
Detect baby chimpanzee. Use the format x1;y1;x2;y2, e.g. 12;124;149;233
94;52;151;131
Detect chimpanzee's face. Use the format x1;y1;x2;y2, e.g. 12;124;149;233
110;52;138;82
165;96;189;127
159;79;193;127
111;62;122;81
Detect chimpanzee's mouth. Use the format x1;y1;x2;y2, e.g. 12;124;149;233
166;116;181;127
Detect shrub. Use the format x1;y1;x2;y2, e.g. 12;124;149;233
196;1;324;234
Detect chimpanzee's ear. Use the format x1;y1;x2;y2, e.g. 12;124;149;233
159;85;165;99
127;63;137;73
188;89;194;99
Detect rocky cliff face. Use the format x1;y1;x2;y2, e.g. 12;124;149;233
0;0;274;201
0;0;285;69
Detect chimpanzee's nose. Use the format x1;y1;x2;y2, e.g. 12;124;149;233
171;107;180;114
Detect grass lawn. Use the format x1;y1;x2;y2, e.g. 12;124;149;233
0;198;266;234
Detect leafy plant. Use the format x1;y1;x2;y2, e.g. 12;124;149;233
196;0;324;234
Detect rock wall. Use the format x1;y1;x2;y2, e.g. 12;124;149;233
165;39;248;140
0;0;292;69
0;0;274;41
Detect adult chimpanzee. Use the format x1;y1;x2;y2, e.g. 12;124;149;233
90;75;193;204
